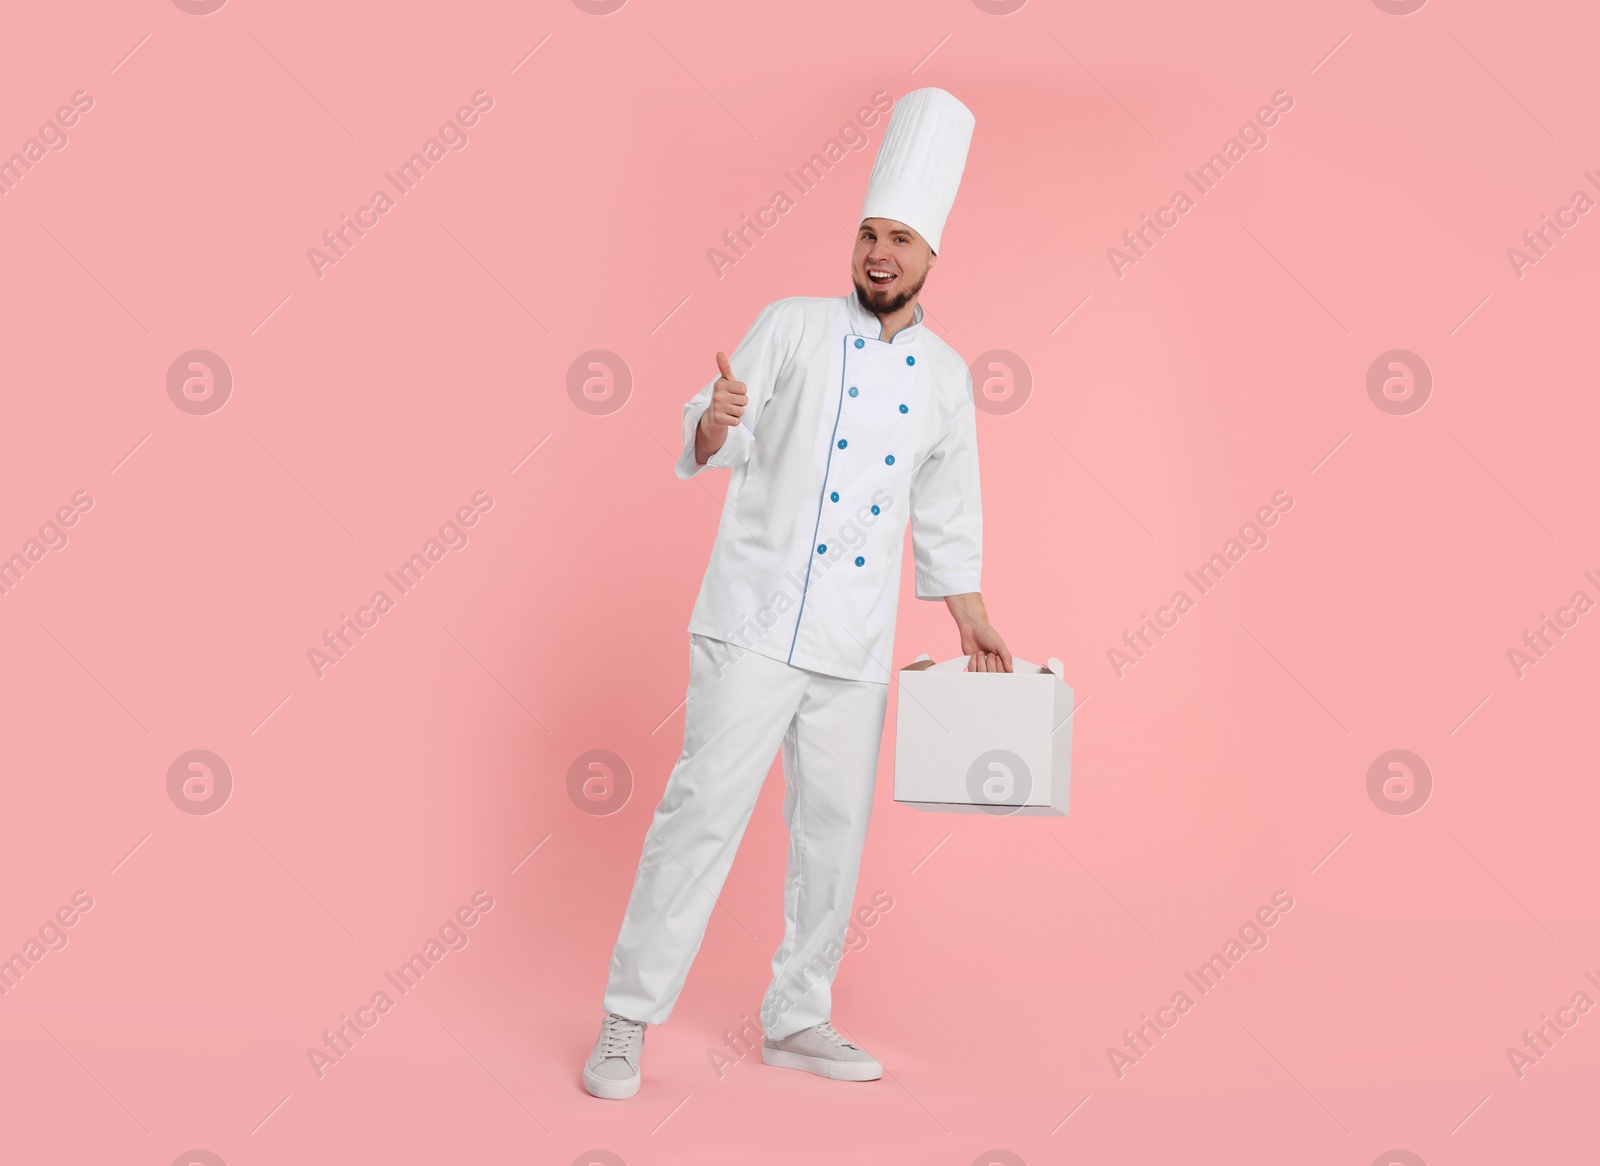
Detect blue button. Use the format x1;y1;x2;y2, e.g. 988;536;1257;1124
830;491;839;502
855;556;865;566
885;454;895;465
906;355;915;366
854;338;865;349
899;404;908;413
848;387;858;397
837;438;847;449
871;504;880;515
817;544;827;554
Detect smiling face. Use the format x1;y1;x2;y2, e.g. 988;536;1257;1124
852;217;937;316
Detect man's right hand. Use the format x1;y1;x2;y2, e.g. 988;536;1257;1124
696;351;747;464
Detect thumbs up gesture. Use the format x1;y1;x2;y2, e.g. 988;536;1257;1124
703;351;748;432
694;351;750;466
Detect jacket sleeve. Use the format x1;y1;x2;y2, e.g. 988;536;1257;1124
675;300;789;480
909;370;983;598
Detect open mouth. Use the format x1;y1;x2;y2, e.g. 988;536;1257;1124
866;268;897;289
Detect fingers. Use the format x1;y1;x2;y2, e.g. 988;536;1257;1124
716;350;733;382
965;651;1010;672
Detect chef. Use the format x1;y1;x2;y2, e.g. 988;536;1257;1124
584;87;1011;1101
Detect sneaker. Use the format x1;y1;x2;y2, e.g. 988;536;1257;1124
761;1021;882;1081
583;1013;645;1099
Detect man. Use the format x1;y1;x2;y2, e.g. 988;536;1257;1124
584;87;1010;1100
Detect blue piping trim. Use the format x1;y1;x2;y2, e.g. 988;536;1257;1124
787;335;852;664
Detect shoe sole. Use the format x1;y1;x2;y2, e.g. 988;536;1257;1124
760;1046;882;1081
582;1066;640;1099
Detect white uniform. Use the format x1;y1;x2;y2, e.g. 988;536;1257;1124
676;291;983;683
604;86;981;1042
603;632;892;1039
603;291;984;1038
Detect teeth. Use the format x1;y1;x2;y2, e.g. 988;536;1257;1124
869;271;894;280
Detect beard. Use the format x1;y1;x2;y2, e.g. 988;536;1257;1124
853;266;927;316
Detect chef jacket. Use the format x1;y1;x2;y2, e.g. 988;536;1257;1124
674;291;982;684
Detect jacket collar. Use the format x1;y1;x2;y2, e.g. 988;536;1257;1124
844;290;923;345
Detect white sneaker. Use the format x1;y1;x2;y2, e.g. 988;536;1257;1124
583;1013;645;1099
761;1021;882;1081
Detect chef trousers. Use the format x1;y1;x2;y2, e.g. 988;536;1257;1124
602;633;889;1040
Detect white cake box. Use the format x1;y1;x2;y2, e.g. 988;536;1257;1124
893;653;1075;815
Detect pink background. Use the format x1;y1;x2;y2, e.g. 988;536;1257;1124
1;1;1595;1163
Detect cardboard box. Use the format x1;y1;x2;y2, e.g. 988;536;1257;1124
893;653;1075;815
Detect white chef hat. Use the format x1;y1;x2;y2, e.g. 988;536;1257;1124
859;87;975;255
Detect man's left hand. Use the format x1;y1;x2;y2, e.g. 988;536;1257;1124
960;622;1012;672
